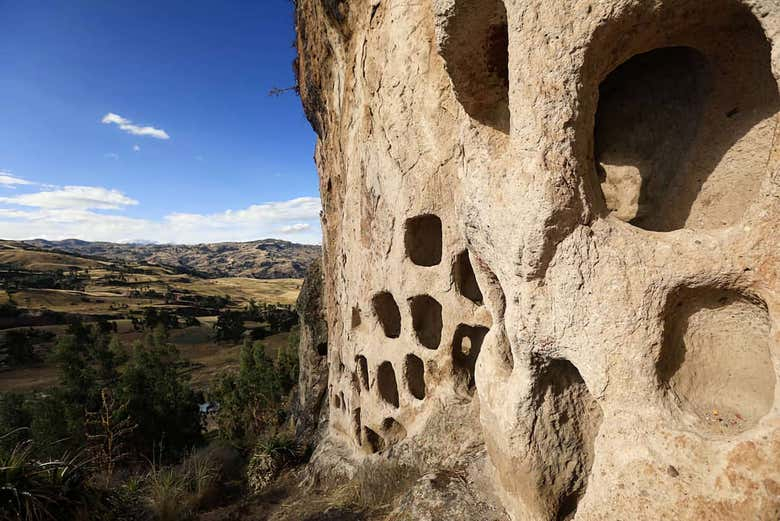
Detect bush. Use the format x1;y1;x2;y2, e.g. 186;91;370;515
0;396;31;456
143;449;221;521
180;449;219;510
213;310;244;342
0;330;36;367
245;434;299;493
118;329;204;460
210;340;298;443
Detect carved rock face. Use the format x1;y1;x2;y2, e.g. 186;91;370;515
296;0;780;519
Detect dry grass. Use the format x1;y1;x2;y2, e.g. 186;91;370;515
183;277;302;306
0;366;60;393
331;460;422;510
10;279;300;316
0;248;105;271
12;288;160;314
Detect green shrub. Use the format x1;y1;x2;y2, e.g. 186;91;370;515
0;330;36;367
213;310;244;342
210;340;296;443
118;329;204;460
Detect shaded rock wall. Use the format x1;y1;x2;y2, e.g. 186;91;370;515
295;0;780;519
293;260;329;447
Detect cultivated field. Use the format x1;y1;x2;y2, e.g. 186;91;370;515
0;241;302;393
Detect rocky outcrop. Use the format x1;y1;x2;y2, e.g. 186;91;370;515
293;260;329;448
295;0;780;519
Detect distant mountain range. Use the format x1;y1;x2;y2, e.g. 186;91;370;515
15;238;321;279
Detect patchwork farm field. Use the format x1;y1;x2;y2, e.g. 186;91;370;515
0;240;302;393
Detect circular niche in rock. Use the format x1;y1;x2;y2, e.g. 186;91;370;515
657;287;776;436
592;3;780;231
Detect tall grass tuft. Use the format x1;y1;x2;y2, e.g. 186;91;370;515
0;431;107;521
145;466;190;521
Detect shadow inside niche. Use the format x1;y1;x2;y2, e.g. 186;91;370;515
528;358;603;521
437;0;510;132
594;11;780;232
377;361;400;408
452;324;489;395
372;292;401;338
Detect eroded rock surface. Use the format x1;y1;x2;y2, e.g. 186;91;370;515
295;0;780;519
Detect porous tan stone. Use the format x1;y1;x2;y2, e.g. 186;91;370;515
295;0;780;519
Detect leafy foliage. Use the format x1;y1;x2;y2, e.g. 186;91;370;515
210;337;299;443
117;328;204;460
213;310;244;342
0;331;35;367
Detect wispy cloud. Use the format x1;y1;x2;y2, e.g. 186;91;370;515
133;145;140;152
0;186;139;210
0;171;35;188
104;153;119;160
101;112;170;140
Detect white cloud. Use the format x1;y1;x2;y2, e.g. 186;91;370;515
279;223;311;233
101;112;170;140
0;171;35;188
133;145;140;152
104;153;119;160
0;186;139;210
0;189;322;244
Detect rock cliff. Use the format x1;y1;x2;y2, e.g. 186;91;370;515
294;259;329;448
295;0;780;519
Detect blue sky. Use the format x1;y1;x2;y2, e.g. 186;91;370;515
0;1;322;244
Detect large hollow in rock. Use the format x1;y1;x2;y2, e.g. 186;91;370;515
452;324;489;396
453;250;484;304
404;353;426;400
658;287;776;435
528;359;603;521
436;0;509;132
593;4;780;231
